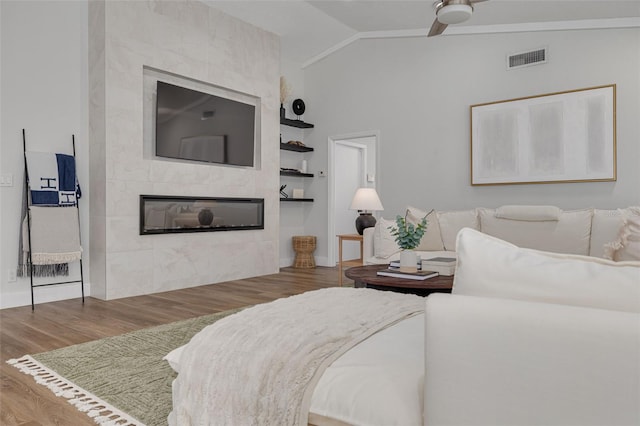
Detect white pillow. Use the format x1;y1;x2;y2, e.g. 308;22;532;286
605;207;640;261
453;228;640;313
591;209;626;258
406;207;445;251
495;205;561;221
373;217;401;259
436;209;479;251
479;208;593;255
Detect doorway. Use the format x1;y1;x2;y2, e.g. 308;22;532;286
328;132;379;266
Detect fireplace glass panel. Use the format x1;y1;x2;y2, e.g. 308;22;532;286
140;195;264;234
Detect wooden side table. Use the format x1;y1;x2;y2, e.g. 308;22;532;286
337;234;363;286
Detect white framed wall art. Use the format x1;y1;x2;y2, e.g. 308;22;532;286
470;84;616;185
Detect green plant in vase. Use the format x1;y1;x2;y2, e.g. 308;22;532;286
389;214;428;272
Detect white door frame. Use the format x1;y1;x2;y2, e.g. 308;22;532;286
327;130;381;266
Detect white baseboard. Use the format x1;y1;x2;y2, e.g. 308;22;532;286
314;256;332;267
1;281;90;309
279;257;294;268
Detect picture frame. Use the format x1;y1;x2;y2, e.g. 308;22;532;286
470;84;616;185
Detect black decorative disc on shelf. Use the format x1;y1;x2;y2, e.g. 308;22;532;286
292;99;306;116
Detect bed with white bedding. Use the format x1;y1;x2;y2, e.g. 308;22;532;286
165;288;425;426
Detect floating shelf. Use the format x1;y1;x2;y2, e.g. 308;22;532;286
280;198;314;202
280;143;314;153
281;118;314;129
280;171;314;178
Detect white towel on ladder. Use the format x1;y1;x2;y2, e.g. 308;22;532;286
23;206;82;265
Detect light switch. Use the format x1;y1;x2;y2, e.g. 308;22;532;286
0;174;13;187
367;173;375;183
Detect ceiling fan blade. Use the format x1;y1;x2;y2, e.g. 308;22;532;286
428;18;448;37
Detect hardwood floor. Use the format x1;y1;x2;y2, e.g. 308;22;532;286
0;266;343;426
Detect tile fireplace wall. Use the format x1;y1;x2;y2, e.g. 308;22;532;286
88;1;280;300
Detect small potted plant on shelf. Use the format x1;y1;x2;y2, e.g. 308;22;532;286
389;214;427;273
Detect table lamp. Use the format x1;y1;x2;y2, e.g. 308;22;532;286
349;188;384;235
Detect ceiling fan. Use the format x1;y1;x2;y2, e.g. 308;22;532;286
428;0;488;37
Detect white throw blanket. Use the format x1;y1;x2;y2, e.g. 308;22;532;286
23;206;82;265
169;288;425;426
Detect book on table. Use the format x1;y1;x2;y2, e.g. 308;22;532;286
423;257;456;264
389;259;422;270
422;256;456;276
376;269;439;280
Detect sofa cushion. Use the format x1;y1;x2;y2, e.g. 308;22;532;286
605;207;640;261
373;217;401;259
436;209;479;251
478;207;593;255
424;293;640;426
406;207;445;251
495;205;561;221
591;209;626;258
453;228;640;313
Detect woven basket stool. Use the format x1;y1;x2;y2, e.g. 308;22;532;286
292;235;317;269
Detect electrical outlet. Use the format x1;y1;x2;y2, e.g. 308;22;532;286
7;269;17;282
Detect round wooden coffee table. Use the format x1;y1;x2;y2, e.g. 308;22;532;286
344;264;453;297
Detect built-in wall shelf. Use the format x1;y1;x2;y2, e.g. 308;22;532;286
281;118;314;129
280;170;314;178
280;143;314;153
280;198;314;202
280;117;315;206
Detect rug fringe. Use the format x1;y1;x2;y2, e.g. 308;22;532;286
7;355;145;426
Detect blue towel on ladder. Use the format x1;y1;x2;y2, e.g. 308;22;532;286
26;151;81;205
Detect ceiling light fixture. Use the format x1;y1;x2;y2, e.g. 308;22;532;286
437;4;473;25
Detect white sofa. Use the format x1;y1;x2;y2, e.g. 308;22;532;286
425;294;640;425
364;205;640;264
423;228;640;425
312;227;640;425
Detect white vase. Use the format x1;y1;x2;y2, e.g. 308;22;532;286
399;250;418;273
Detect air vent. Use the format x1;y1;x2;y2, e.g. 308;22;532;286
507;48;547;70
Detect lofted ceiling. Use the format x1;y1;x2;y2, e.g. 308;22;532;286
205;1;640;67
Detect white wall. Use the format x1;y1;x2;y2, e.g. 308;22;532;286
0;1;89;308
301;28;640;263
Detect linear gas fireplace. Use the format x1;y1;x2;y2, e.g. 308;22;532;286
140;195;264;235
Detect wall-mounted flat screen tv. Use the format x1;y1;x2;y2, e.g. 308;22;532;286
155;81;256;167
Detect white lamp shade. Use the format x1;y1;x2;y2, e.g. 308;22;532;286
349;188;384;211
437;4;473;25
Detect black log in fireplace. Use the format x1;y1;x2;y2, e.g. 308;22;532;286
140;195;264;235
